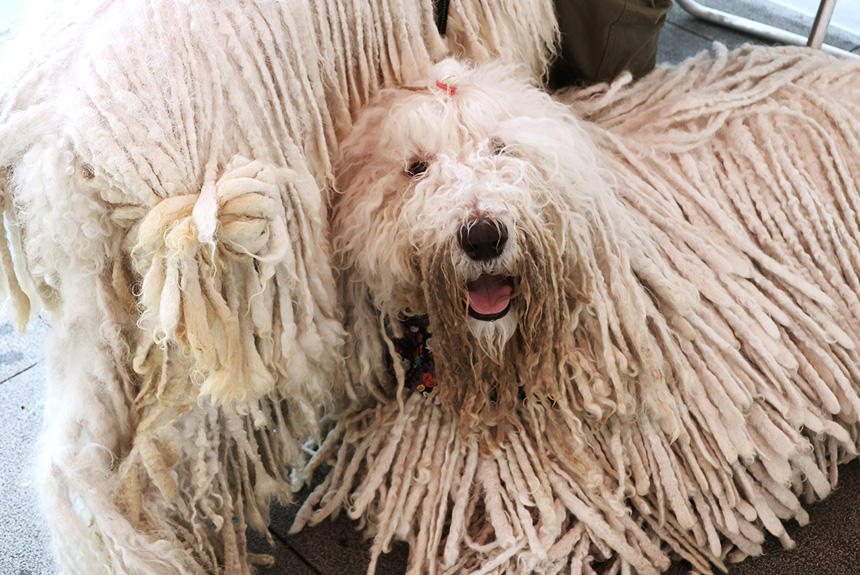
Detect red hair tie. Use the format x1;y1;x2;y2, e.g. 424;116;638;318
435;80;457;95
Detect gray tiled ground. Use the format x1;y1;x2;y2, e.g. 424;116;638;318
265;502;411;575
247;529;319;575
2;2;859;574
0;318;49;384
0;340;54;575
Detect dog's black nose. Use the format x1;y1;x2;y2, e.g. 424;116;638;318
458;218;508;261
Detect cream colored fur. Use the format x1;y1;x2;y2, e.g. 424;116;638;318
0;1;556;573
2;0;860;573
299;51;860;575
331;59;697;428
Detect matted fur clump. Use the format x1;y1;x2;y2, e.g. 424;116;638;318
295;48;860;574
0;1;557;574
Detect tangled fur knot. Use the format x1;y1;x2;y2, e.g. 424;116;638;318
134;156;318;403
297;49;860;575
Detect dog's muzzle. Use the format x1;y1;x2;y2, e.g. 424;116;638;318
459;218;514;321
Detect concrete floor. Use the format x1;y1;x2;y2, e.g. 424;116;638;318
1;2;859;574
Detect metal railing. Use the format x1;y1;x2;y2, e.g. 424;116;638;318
676;0;858;58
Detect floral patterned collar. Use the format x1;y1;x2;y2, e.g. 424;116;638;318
392;315;437;394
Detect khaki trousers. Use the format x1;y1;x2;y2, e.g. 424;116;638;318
549;0;673;87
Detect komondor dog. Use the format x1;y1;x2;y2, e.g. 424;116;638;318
0;1;557;573
294;53;860;574
2;0;860;574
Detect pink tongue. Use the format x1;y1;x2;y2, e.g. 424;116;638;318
467;275;513;316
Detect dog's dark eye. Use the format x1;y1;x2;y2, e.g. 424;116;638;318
406;160;428;177
490;137;507;155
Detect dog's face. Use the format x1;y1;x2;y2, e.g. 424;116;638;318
332;60;610;420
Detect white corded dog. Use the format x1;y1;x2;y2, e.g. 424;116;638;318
303;53;860;575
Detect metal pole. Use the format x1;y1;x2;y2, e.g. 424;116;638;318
675;0;857;59
807;0;837;48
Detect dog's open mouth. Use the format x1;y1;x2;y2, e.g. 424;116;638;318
467;275;514;320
